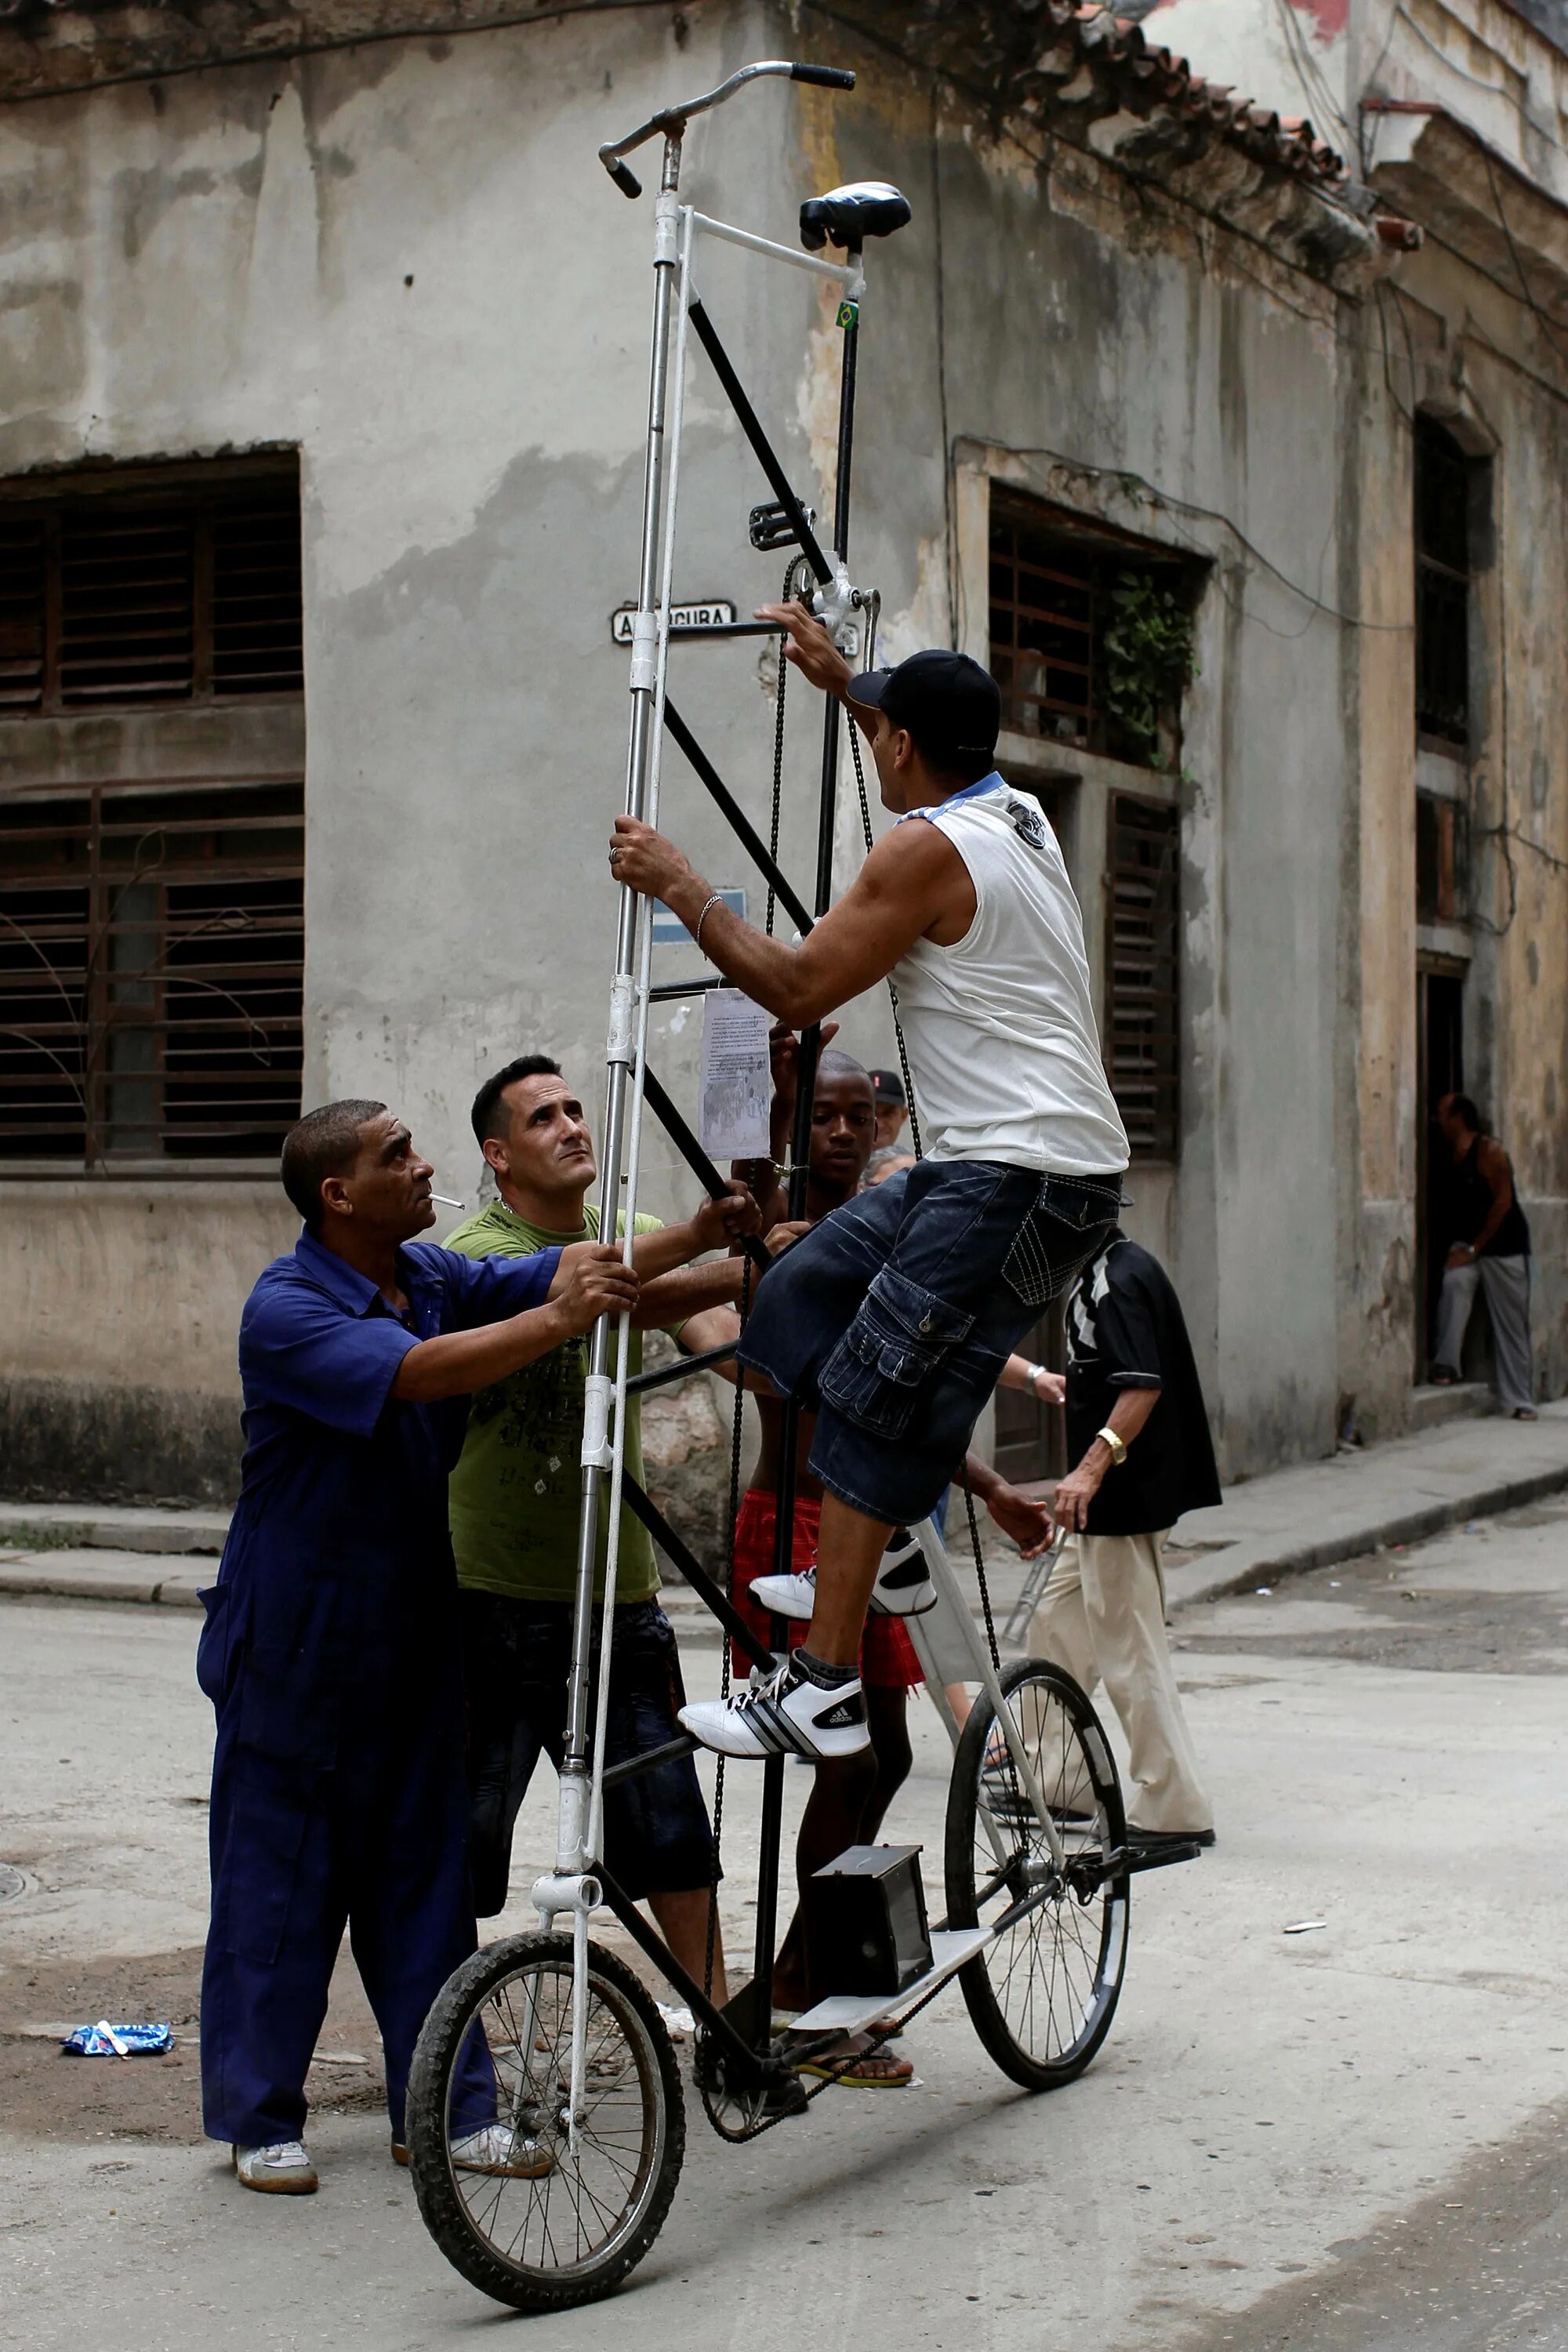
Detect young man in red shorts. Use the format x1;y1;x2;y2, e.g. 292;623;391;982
717;1035;1051;2078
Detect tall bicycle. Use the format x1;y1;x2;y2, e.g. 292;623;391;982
405;61;1194;2311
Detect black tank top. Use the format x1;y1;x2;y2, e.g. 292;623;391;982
1453;1137;1530;1258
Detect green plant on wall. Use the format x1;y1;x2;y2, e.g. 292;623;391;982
1100;569;1198;764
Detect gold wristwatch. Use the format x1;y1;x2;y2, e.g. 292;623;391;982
1095;1425;1127;1467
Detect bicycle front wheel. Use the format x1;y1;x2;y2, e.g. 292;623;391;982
405;1929;684;2314
945;1659;1130;2091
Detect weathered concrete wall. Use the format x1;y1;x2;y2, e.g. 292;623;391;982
0;0;1348;1492
6;0;1562;1507
0;1182;295;1499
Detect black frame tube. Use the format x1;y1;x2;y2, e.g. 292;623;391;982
664;701;815;936
624;1339;737;1396
639;1065;772;1276
598;1867;764;2074
622;1472;775;1670
687;299;835;586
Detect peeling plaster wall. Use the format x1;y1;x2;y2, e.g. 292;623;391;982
5;0;1562;1504
0;0;1347;1491
0;1182;296;1498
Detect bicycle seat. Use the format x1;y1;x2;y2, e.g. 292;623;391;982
800;181;911;252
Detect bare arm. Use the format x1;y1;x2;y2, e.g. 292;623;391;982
1051;1386;1162;1534
635;1259;745;1331
390;1245;638;1403
962;1453;1054;1557
610;815;973;1029
1456;1139;1517;1260
754;597;875;735
630;1184;760;1278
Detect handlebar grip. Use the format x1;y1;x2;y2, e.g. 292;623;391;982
791;63;855;89
605;158;642;199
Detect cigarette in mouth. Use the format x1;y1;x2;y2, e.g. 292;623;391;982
430;1194;466;1210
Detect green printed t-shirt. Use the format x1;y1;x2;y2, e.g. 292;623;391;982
445;1200;672;1605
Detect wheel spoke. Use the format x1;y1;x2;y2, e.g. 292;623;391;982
415;1938;676;2306
949;1665;1127;2085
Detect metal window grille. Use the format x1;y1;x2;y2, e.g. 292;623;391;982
1414;417;1472;749
1105;794;1180;1161
0;780;304;1162
0;474;303;714
989;499;1097;745
989;489;1192;766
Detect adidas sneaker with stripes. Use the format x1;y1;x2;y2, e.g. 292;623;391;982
678;1655;870;1761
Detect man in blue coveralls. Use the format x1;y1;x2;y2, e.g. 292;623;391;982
198;1096;638;2196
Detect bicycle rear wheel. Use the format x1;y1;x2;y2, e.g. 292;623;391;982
944;1659;1130;2091
405;1929;684;2314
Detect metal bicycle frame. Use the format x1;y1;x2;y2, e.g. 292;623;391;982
532;64;1073;2136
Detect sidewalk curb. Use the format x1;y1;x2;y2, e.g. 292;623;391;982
3;1438;1565;1619
1170;1457;1568;1611
0;1566;205;1609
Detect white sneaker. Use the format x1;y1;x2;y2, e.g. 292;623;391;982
452;2123;556;2179
679;1656;870;1760
868;1526;937;1616
746;1565;818;1621
749;1527;936;1624
233;2140;318;2194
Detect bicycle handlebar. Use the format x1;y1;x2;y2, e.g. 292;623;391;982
597;58;855;198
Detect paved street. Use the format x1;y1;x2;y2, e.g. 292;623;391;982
4;1495;1568;2350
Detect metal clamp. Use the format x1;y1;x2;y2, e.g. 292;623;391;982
811;561;870;658
532;1871;604;1926
580;1370;615;1471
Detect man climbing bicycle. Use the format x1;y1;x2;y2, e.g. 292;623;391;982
608;607;1128;1762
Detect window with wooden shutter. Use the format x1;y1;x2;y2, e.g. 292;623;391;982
0;458;305;1166
0;473;303;713
1106;795;1180;1162
0;782;304;1163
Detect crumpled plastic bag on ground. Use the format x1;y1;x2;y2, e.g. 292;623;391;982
60;2021;175;2057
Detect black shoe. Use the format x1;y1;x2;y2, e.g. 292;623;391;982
1128;1825;1215;1851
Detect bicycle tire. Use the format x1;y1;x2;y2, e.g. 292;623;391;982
945;1658;1131;2092
405;1929;684;2314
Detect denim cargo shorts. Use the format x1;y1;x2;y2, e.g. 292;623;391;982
735;1158;1123;1526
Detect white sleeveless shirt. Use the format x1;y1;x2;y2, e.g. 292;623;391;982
889;774;1130;1176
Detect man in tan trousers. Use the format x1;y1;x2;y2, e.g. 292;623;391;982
1032;1228;1218;1851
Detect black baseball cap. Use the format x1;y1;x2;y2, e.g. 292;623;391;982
847;648;1002;773
868;1069;906;1107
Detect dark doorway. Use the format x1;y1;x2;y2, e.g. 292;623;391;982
1417;966;1465;1374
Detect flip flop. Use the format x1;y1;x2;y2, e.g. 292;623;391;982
791;2032;914;2089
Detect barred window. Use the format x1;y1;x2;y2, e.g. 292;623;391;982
1;460;304;1167
0;782;304;1163
0;474;303;714
1105;795;1180;1162
989;490;1198;769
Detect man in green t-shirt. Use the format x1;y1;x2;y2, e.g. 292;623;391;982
446;1051;761;2002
